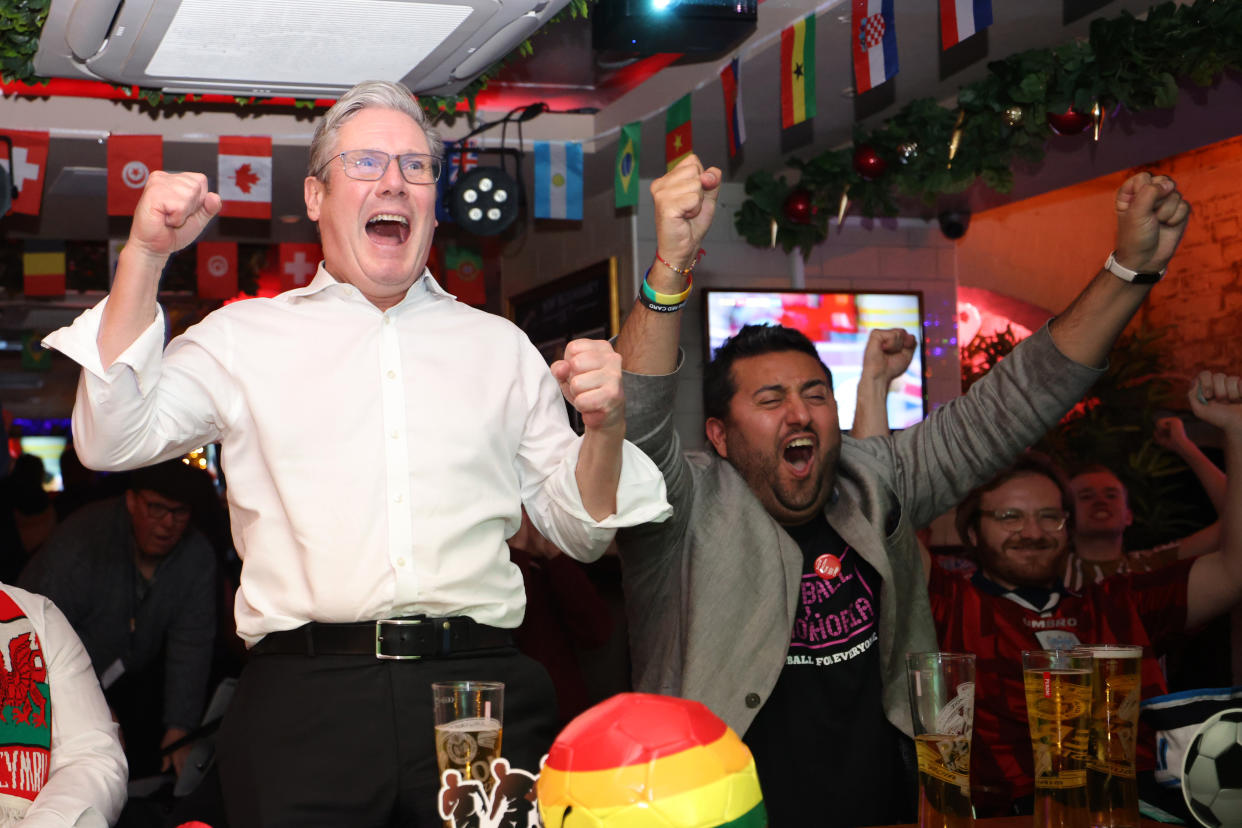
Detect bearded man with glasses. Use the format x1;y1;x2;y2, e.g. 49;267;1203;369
42;80;670;826
927;377;1242;818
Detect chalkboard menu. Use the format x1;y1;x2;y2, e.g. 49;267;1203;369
508;259;620;365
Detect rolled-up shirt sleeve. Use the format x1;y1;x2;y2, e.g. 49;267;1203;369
42;297;228;472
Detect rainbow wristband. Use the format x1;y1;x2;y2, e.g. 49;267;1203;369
641;268;693;306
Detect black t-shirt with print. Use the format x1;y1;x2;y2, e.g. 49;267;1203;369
742;515;915;826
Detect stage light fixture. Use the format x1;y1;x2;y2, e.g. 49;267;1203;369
450;166;520;236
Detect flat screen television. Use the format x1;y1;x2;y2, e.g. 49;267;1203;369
702;289;926;431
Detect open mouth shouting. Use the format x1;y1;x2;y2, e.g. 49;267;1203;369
366;212;410;245
783;435;816;476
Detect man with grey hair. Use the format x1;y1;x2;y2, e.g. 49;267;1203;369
43;80;670;826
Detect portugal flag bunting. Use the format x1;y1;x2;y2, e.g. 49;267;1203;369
278;242;321;291
0;129;50;216
614;122;641;209
218;136;273;219
781;16;816;129
444;243;486;306
852;0;898;94
196;241;239;299
665;94;693;172
720;58;746;157
108;135;162;216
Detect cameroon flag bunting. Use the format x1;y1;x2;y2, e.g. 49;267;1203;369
781;14;816;129
665;95;693;172
614;122;641;208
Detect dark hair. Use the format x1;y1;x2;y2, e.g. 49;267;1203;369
127;459;204;508
955;451;1074;559
702;324;834;422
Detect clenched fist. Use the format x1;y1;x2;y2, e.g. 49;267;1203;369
551;339;625;433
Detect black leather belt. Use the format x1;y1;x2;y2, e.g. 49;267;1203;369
249;616;513;660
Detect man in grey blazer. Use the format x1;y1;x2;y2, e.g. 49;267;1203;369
614;154;1190;825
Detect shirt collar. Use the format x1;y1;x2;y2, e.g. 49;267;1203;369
972;569;1066;613
289;264;451;309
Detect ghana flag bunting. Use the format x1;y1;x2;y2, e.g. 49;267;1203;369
614;122;641;209
538;693;766;827
665;95;693;172
780;15;816;129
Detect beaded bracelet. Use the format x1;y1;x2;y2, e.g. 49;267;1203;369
654;248;706;276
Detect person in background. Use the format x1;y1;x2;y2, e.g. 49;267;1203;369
613;154;1189;826
927;372;1242;814
2;455;57;568
19;459;216;783
42;79;669;827
0;581;127;826
1064;415;1225;590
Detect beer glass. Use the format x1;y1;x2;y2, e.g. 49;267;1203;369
1071;645;1143;828
907;652;976;828
1022;650;1092;828
432;681;504;793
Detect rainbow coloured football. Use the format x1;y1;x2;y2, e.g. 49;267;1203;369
537;693;766;827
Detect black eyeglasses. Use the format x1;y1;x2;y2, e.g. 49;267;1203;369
320;149;442;185
139;495;192;521
980;509;1068;533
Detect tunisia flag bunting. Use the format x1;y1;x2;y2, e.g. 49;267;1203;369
278;243;321;291
0;129;50;216
196;242;238;299
108;135;162;216
218;136;272;219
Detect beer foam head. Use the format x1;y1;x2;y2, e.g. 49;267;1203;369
537;693;766;827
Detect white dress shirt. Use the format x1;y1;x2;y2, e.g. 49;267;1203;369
44;267;670;643
0;585;127;828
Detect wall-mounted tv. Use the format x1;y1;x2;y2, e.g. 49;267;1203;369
702;289;927;431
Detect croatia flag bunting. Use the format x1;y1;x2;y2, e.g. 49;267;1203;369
22;239;65;297
108;135;162;216
614;122;641;209
852;0;898;94
196;241;239;299
0;129;50;216
720;58;746;157
534;141;583;221
218;136;273;219
780;16;816;129
665;94;693;171
278;243;322;291
940;0;992;49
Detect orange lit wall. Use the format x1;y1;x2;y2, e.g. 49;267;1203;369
958;134;1242;381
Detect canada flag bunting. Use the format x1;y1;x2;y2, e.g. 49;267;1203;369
218;136;273;219
0;129;50;216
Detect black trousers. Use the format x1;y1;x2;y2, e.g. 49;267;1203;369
216;646;557;827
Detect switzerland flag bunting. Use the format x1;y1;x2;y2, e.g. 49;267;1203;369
0;129;50;216
218;136;272;219
196;242;238;299
278;243;321;291
107;135;162;216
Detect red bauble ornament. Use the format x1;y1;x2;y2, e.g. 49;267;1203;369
782;189;815;225
852;145;888;181
1046;107;1092;136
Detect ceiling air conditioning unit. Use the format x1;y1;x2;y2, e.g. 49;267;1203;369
34;0;568;99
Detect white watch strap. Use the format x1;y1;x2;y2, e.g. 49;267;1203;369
1104;251;1166;282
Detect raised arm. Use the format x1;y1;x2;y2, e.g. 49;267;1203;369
99;171;221;367
1046;172;1189;367
850;328;917;439
1153;414;1226;559
551;339;628;521
1183;372;1242;630
614;155;721;376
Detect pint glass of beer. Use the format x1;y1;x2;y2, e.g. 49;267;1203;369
1022;650;1092;827
432;681;504;794
1071;645;1143;828
906;652;976;828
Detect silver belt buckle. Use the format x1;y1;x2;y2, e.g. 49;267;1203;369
375;618;423;660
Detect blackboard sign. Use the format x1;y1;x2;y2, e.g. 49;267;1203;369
508;259;620;365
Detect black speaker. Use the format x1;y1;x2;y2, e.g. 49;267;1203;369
592;0;757;56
